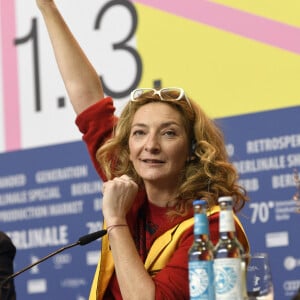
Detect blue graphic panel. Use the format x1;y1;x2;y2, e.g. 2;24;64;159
0;141;103;299
218;105;300;299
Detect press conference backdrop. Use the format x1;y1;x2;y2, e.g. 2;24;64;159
0;0;299;299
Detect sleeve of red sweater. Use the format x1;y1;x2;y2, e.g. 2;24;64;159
75;97;118;180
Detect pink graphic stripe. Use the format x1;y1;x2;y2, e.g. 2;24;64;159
0;0;21;151
134;0;300;55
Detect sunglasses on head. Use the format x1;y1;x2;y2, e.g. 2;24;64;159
130;87;192;109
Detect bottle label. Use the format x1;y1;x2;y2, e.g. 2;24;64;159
213;258;243;300
194;214;209;235
219;210;235;233
189;260;215;300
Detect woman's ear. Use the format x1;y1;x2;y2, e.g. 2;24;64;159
191;139;197;153
187;139;197;162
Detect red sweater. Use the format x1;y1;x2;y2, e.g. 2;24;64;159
75;97;246;299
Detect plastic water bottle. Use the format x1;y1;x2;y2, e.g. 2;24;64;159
188;199;215;300
213;196;245;300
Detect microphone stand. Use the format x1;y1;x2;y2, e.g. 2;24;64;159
0;229;107;300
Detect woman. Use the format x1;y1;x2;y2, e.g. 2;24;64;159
36;1;250;299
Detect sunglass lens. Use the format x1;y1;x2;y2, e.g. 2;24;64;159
132;89;154;100
161;88;182;100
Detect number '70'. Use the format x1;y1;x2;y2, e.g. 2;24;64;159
249;202;270;224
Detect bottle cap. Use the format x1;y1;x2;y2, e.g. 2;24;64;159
193;199;207;206
218;196;233;203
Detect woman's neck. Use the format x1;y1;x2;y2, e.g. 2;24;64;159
144;182;178;207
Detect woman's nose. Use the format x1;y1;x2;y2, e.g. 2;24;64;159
144;135;160;153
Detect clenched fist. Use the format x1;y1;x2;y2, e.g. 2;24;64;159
102;175;138;227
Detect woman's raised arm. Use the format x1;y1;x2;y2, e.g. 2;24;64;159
36;0;104;114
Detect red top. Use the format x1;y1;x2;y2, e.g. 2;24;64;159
76;98;226;299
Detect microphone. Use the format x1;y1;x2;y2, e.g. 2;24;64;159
78;229;107;245
0;229;107;298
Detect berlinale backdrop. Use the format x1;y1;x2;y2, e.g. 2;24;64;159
0;1;299;299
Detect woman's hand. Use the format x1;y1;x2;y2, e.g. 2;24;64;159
102;175;138;226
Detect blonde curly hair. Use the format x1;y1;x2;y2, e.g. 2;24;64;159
96;90;247;215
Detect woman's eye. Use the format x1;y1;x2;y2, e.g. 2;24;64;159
132;130;145;136
163;130;176;137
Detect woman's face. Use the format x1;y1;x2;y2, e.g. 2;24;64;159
129;102;189;188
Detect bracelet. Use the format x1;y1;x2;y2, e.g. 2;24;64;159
106;224;128;235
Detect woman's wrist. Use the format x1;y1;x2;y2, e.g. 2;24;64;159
107;224;128;235
106;223;128;238
37;1;57;15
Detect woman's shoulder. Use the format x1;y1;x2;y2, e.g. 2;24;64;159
75;97;115;130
